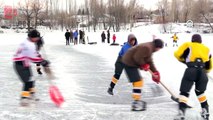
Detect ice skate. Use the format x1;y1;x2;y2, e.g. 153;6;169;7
107;87;114;95
174;110;185;120
201;106;209;120
131;100;147;111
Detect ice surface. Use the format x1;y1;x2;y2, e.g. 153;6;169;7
0;24;213;120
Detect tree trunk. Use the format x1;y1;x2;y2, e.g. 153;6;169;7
202;13;213;32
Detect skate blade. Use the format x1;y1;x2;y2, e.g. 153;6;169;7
131;108;146;111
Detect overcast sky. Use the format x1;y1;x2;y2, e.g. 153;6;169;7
2;0;159;10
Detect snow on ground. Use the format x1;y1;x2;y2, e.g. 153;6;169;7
0;24;213;120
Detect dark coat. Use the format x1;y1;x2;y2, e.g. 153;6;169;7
65;32;71;40
122;42;157;72
101;32;106;40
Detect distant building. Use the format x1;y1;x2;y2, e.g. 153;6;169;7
0;6;18;26
0;6;18;20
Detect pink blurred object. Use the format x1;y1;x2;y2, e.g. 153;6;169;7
49;85;65;107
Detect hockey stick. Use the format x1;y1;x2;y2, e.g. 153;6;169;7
148;69;192;108
148;69;179;102
40;47;54;79
40;47;65;107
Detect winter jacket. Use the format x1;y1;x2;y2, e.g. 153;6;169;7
65;32;70;39
101;33;106;40
119;34;137;57
122;42;157;72
174;42;212;72
13;38;43;67
113;35;116;41
70;31;73;38
73;31;78;38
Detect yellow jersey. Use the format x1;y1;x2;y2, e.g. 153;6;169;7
174;42;212;72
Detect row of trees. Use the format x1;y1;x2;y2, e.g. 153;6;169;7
157;0;213;32
3;0;213;32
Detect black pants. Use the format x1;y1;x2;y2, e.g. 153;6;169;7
102;39;105;43
124;64;141;83
113;56;124;80
107;38;110;43
70;38;73;43
180;67;208;93
66;39;70;45
74;38;78;45
14;62;35;92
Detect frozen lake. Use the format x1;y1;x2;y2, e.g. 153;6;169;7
0;31;212;120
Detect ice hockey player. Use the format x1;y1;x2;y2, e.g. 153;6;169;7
122;39;164;111
171;33;179;47
174;34;212;120
13;30;50;106
107;34;138;95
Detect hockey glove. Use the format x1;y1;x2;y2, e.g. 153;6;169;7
152;71;160;84
140;64;150;71
41;60;50;67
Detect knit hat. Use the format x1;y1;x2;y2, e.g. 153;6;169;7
153;39;164;48
191;34;202;43
28;30;40;38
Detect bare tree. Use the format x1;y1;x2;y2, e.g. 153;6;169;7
18;0;34;31
127;0;138;31
100;0;107;30
171;0;180;22
108;0;127;32
89;0;100;32
157;0;169;33
84;0;90;31
182;0;193;22
32;0;45;29
199;0;213;31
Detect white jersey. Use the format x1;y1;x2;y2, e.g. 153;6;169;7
13;38;43;67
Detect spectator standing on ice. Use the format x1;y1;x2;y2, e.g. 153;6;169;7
112;34;116;44
65;29;71;45
70;30;74;43
73;30;78;45
107;30;110;44
101;31;106;43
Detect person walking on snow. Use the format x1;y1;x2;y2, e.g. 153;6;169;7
107;34;138;95
122;39;164;111
13;30;50;106
101;31;106;43
172;33;178;47
174;34;212;120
